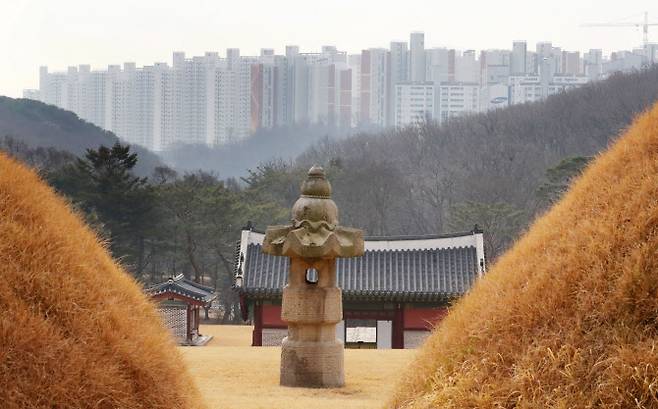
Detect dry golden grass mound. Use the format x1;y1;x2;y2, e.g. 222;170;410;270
0;153;205;409
390;104;658;408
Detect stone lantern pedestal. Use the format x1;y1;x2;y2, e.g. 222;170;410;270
280;258;343;387
263;166;363;388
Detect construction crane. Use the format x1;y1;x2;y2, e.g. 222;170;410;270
581;11;658;48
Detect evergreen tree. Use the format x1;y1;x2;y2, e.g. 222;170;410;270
537;156;592;205
51;143;155;274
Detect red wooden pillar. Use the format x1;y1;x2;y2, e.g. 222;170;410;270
194;307;200;335
252;302;263;346
186;304;193;344
392;303;405;349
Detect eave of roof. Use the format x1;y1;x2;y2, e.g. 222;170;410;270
146;274;216;303
233;227;485;301
150;291;214;306
233;285;460;303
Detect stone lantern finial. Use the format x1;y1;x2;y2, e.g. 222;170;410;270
300;165;332;198
262;165;364;388
263;166;363;260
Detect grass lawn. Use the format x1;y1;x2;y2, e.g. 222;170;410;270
179;325;415;409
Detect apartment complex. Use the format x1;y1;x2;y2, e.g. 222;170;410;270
25;34;658;151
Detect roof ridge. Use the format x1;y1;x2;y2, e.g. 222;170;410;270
243;228;481;240
246;242;476;251
180;276;215;292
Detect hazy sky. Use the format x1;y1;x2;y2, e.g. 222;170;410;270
1;0;657;97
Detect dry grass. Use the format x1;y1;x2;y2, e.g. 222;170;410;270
0;153;204;409
389;104;658;408
181;325;414;409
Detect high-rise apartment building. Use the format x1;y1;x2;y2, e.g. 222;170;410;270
394;82;437;127
348;54;362;126
409;32;426;82
425;48;450;83
285;45;299;126
584;49;603;80
360;48;389;127
645;43;658;65
479;83;509;111
509;74;588;104
562;51;582;75
251;54;289;131
480;49;511;85
388;41;409;126
438;83;480;123
455;50;479;83
511;41;527;75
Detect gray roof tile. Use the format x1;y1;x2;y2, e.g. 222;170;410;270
236;240;480;302
147;274;215;303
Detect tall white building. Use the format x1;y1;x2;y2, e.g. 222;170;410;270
438;83;480;123
39;67;68;110
536;42;555;74
562;51;582;75
388;41;409;126
288;51;347;126
307;62;333;125
480;49;511;85
509;74;588;104
603;51;644;76
526;51;538;76
584;49;603;80
348;54;362;126
289;53;315;124
409;32;426;82
479;83;510;111
359;48;389;127
150;62;173;152
251;54;289;131
214;52;253;145
645;43;658;65
334;63;354;129
511;41;527;75
455;50;479;83
394;82;436;127
426;48;450;84
285;45;300;126
390;42;409;85
80;66;108;130
104;62;152;148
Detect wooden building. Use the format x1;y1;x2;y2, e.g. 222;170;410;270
233;227;485;349
147;274;216;346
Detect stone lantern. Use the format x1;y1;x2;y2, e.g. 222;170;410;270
262;165;364;388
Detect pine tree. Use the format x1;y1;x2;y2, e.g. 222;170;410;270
51;143;155;274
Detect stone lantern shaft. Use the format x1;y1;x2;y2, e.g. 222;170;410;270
262;166;364;388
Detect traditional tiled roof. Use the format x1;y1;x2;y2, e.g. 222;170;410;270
147;274;216;304
234;229;486;303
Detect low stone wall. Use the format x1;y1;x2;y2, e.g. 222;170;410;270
262;328;288;346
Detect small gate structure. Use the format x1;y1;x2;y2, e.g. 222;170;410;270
146;274;216;346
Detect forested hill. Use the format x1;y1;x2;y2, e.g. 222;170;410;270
265;66;658;259
0;96;160;175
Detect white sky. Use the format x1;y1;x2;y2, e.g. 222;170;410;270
1;0;657;97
